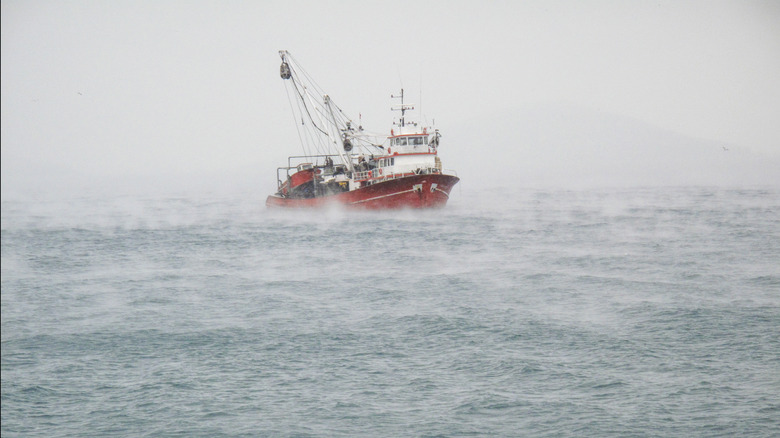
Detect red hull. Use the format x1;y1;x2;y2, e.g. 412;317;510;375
266;174;459;209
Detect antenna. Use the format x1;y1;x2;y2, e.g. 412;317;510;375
419;88;422;124
419;68;423;124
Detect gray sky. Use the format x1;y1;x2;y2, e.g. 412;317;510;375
2;0;779;197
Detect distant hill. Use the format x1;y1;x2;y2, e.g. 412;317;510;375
445;105;779;188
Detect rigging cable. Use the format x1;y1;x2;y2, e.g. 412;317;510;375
284;80;309;159
287;62;332;159
289;70;329;137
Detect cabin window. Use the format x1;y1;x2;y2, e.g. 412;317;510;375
410;136;424;145
398;137;407;146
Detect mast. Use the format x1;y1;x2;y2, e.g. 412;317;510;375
279;50;390;178
279;50;354;171
391;89;415;129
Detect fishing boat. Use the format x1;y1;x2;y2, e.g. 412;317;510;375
266;51;459;209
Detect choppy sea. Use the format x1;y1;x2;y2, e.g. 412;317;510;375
2;186;779;437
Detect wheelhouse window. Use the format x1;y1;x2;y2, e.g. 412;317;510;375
391;136;428;146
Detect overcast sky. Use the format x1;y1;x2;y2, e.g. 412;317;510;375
2;0;778;198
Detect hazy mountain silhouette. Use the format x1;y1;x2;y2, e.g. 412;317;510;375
448;104;779;188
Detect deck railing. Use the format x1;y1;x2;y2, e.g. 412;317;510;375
354;167;450;183
280;162;457;190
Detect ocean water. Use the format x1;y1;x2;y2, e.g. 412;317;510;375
2;186;779;437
